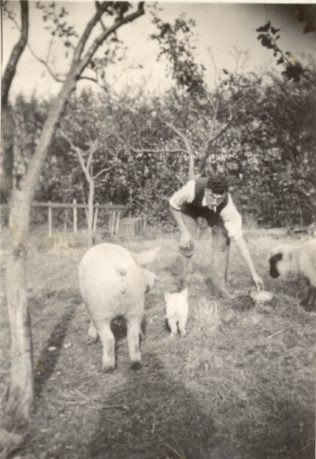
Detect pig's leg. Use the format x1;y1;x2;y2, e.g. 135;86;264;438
97;320;115;372
311;287;316;310
304;286;316;311
168;318;178;337
127;316;142;370
87;320;98;344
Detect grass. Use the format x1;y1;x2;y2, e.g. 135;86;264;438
0;228;315;459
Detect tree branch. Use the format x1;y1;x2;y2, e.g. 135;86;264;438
6;4;68;83
161;119;195;179
95;1;107;31
74;146;91;183
77;2;145;77
59;129;91;181
208;115;233;147
2;0;28;106
115;134;187;155
26;42;65;83
71;2;109;65
199;114;234;172
78;75;99;84
93;165;115;180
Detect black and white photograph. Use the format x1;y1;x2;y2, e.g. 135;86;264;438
1;1;315;458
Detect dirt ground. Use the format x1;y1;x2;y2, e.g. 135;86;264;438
0;229;315;459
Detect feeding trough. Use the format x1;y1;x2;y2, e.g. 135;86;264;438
250;289;274;304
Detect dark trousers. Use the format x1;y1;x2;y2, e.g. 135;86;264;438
177;206;230;289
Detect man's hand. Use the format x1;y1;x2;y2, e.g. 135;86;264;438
180;231;194;257
180;231;193;251
252;272;264;290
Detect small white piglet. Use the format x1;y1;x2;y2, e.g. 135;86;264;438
79;243;160;372
164;288;189;337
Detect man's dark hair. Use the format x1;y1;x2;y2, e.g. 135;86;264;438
205;174;229;194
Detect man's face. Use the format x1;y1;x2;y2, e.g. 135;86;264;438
204;189;227;210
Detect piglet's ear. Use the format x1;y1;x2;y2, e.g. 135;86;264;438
134;247;161;267
181;288;188;299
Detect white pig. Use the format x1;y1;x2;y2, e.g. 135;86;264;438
79;243;160;371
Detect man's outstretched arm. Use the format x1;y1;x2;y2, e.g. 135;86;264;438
234;237;264;290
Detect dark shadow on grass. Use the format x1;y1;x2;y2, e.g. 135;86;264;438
235;398;315;459
84;353;217;459
34;302;75;400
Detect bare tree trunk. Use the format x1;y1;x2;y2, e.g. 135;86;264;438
6;220;34;430
5;194;33;427
5;78;76;425
1;0;28;204
1;106;15;202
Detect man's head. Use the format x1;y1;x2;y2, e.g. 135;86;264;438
204;174;229;209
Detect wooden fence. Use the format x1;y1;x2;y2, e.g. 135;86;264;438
0;200;147;237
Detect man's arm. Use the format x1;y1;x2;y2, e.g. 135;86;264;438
169;206;190;233
220;195;264;290
169;206;193;250
169;180;195;249
234;236;264;290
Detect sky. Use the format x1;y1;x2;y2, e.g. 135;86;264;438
2;1;316;99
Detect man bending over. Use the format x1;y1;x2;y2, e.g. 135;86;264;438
169;173;264;297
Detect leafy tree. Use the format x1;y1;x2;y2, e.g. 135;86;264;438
256;20;307;83
59;91;117;246
213;69;316;225
12;95;49;186
151;11;259;181
151;7;206;98
256;5;316;83
26;64;315;229
263;72;316;223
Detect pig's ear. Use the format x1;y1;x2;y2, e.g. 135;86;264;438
181;288;188;299
134;247;161;267
164;293;171;302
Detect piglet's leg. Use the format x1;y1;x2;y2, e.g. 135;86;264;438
87;320;98;344
178;317;187;338
167;318;178;337
127;316;142;370
305;286;316;311
312;288;316;311
301;281;313;310
97;320;115;372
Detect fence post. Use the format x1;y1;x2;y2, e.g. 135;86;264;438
111;210;116;236
108;210;113;236
63;208;68;232
129;190;132;217
48;201;52;237
73;199;77;234
93;202;99;232
142;213;146;234
115;211;120;235
143;202;148;233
